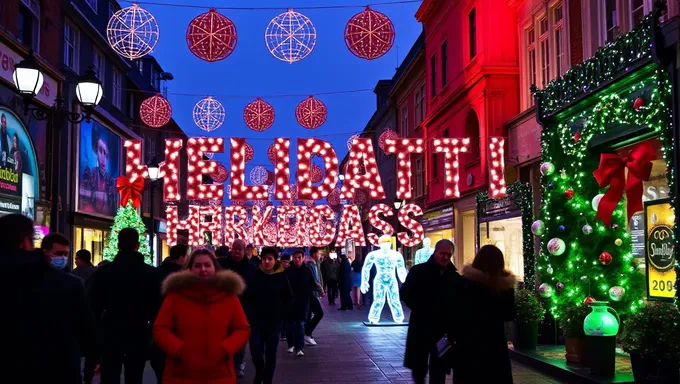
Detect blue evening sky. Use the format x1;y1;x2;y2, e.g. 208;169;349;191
135;0;423;199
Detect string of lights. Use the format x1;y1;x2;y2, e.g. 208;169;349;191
118;0;422;10
124;87;375;99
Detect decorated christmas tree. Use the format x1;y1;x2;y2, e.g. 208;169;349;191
103;199;152;264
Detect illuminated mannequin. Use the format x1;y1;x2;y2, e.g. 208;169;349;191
414;238;434;265
361;235;408;324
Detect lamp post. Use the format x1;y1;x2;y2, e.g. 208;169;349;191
12;52;103;233
146;157;161;263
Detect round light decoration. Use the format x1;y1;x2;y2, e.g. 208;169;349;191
244;142;254;162
378;129;400;152
265;9;316;64
243;98;275;132
107;4;159;60
296;96;327;129
186;8;237;62
139;94;172;128
354;189;368;205
193;96;225;132
347;133;360;150
327;187;341;206
265;170;275;185
250;166;268;186
344;6;395;60
267;143;277;164
310;164;323;183
210;164;229;183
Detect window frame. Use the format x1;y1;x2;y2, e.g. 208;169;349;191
525;25;537;106
415;85;425;127
112;69;122;110
538;16;550;87
603;0;619;43
400;106;409;137
64;21;80;72
468;8;477;59
92;48;105;79
630;0;651;28
552;4;565;77
415;156;424;198
430;54;437;98
86;0;98;13
441;40;448;87
19;0;40;53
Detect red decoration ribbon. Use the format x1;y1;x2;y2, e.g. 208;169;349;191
592;142;657;226
116;175;145;208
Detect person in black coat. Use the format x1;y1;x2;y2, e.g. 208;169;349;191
401;239;461;384
337;253;353;310
88;227;162;384
244;247;294;384
284;249;318;356
449;245;516;384
0;214;95;384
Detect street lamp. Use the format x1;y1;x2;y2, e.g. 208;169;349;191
393;199;403;210
12;52;103;233
145;157;162;264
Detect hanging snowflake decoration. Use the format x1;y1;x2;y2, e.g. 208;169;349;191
265;9;316;64
139;94;171;128
378;128;400;152
107;4;159;60
210;164;229;183
193;96;225;132
243;98;275;132
327;187;341;206
344;6;395;60
265;170;275;185
296;96;327;129
267;143;277;164
186;8;237;62
250;166;269;186
347;133;360;150
244;142;254;162
354;189;368;205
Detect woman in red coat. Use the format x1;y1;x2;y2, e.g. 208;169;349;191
153;248;250;384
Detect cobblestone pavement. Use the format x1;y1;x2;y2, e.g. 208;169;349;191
93;299;564;383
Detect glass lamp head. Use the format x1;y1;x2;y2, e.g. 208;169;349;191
147;157;160;181
393;200;403;210
76;66;103;107
12;53;44;98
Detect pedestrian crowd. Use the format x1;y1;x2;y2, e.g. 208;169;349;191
1;212;517;384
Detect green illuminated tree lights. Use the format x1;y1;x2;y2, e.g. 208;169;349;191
103;199;152;265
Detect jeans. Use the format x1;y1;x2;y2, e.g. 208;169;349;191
100;345;146;384
326;279;338;303
82;353;98;384
305;296;324;337
411;347;447;384
340;285;353;309
149;345;165;384
250;325;280;384
286;320;305;351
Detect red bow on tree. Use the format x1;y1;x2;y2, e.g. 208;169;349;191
592;142;657;226
116;175;145;208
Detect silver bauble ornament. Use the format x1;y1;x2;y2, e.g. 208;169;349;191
538;283;554;298
531;220;546;236
540;162;556;176
556;282;565;291
582;224;593;235
547;238;566;256
608;286;625;302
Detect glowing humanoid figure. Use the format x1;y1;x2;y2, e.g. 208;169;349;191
414;237;434;265
361;235;408;324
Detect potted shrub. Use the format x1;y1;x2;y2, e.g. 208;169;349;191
621;303;680;383
511;288;545;350
560;305;590;365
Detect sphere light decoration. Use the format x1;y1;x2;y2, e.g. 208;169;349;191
327;187;341;206
531;220;545;236
378;129;400;152
347;133;360;150
193;96;225;132
295;96;327;129
107;4;159;60
265;9;316;64
267;143;277;164
344;6;395;60
608;286;625;302
310;164;323;183
243;98;275;132
547;237;566;256
538;283;554;298
354;189;368;205
210;164;229;183
582;224;593;235
244;142;254;162
186;8;237;62
250;165;269;186
139;94;171;128
539;161;555;176
592;193;605;211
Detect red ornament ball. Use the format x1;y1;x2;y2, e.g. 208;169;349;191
296;96;327;129
599;252;613;265
564;189;575;199
140;94;172;128
243;98;275;132
327;187;341;206
244;142;254;162
378;129;400;152
633;97;645;111
311;164;323;183
344;6;395;60
354;189;368;205
186;8;237;62
267;143;277;164
584;296;595;306
574;131;581;142
210;164;228;183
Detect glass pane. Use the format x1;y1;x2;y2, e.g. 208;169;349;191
554;5;563;22
527;28;535;45
540;17;548;34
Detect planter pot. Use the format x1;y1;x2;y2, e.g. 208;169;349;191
585;336;616;376
511;321;538;350
630;353;680;383
565;337;588;365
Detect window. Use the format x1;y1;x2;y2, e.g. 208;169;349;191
431;152;438;179
553;5;565;76
631;0;646;27
441;40;448;87
527;27;537;88
430;55;437;97
539;17;550;87
64;22;80;71
136;60;143;74
93;49;105;79
415;156;424;197
112;69;122;109
443;128;449;138
415;85;425;126
464;110;480;163
469;9;477;59
400;107;408;137
86;0;97;13
18;0;40;53
605;0;618;42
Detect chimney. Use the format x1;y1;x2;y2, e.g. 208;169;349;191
374;80;393;109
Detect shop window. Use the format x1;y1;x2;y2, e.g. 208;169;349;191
19;0;40;53
430;54;437;97
469;8;477;59
64;21;80;71
441;40;448;87
479;218;525;281
464;110;480;163
73;227;109;267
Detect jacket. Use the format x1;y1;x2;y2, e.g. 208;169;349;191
0;250;95;383
285;264;317;320
400;257;461;372
244;265;294;329
449;266;516;384
338;257;352;291
89;251;162;347
321;258;339;281
73;264;96;281
305;259;323;298
153;270;250;384
157;258;183;283
218;255;256;283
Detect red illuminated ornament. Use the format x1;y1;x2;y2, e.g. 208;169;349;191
295;96;327;129
353;189;368;205
210;164;229;183
243;98;275;132
344;6;395;60
584;296;595;306
347;134;359;150
564;189;575;200
327;187;341;206
633;97;645;111
599;252;612;265
574;131;581;143
267;143;277;165
244;142;254;162
186;8;237;62
378;129;400;152
265;170;274;185
116;175;144;208
310;164;323;183
140;94;171;128
250;166;268;186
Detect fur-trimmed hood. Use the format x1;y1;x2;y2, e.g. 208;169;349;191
462;265;516;291
162;270;246;299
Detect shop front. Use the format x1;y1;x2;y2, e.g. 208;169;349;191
422;206;454;252
143;215;169;266
71;214;112;267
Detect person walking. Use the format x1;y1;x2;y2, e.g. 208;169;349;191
89;227;162;384
321;255;339;305
244;247;294;384
150;244;189;384
350;256;363;308
279;254;292;340
337;253;353;310
401;239;461;384
449;245;516;384
41;233;72;272
153;248;250;384
0;214;95;384
304;247;325;346
285;249;318;356
73;249;96;281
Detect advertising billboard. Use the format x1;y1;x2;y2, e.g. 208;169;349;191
77;119;121;217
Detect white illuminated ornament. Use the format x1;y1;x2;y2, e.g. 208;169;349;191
487;137;507;198
433;138;470;198
250;166;269;186
414;237;434;265
107;4;159;60
193;96;225;132
265;9;316;64
347;133;360;150
361;234;408;324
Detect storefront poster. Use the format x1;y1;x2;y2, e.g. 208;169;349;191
0;107;39;219
422;207;454;233
644;199;676;300
77;120;121;217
